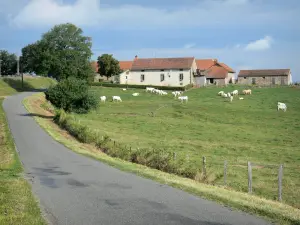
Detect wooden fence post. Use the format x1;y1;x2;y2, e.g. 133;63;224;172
224;160;227;186
248;161;252;194
278;164;283;202
202;157;206;177
173;152;176;160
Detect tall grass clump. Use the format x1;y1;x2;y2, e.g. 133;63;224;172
53;109;199;179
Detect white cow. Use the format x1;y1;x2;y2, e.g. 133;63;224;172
172;91;183;98
132;93;139;96
218;91;225;96
239;97;244;100
122;88;127;91
229;95;233;102
222;93;228;98
231;90;238;96
277;102;287;112
178;96;188;103
100;96;106;102
146;87;154;92
112;96;122;102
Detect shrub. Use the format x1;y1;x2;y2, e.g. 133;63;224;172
45;77;98;113
53;108;198;180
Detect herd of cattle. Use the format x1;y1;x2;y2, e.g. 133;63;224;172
99;87;287;111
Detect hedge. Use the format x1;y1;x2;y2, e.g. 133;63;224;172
91;82;193;91
54;109;200;180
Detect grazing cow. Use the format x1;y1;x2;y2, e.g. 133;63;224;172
239;97;244;100
132;93;139;96
100;96;106;102
122;88;127;91
243;89;252;95
218;91;225;96
231;90;238;96
146;87;154;92
178;96;188;103
277;102;287;112
112;96;122;102
222;93;228;98
229;95;233;102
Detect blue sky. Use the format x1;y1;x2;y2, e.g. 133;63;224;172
0;0;299;81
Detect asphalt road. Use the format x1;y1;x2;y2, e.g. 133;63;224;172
3;92;271;225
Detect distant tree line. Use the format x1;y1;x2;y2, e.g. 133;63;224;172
0;50;17;75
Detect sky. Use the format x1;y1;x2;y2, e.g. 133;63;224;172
0;0;299;81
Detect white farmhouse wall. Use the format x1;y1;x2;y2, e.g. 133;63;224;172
119;70;131;84
225;72;236;84
121;69;192;86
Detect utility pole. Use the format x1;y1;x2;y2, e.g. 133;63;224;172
17;55;20;76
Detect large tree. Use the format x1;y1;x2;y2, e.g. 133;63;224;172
0;50;17;75
21;23;93;81
97;54;122;79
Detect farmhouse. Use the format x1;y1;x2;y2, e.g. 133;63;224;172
194;59;236;87
120;56;197;86
238;69;292;86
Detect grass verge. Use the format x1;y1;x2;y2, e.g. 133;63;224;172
23;92;300;225
0;98;46;225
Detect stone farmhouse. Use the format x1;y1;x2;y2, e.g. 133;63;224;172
116;56;235;87
194;59;235;87
237;69;292;86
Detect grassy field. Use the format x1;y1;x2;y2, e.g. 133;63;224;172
70;85;300;208
1;76;56;92
0;79;48;225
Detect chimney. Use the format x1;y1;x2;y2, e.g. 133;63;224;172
134;55;138;60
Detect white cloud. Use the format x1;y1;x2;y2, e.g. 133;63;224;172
11;0;101;28
245;36;273;51
184;43;196;49
8;0;299;29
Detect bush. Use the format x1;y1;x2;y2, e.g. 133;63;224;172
45;77;98;114
53;109;198;180
91;82;193;91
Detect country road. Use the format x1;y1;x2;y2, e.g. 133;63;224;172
3;92;271;225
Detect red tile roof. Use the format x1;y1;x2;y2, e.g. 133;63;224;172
220;63;235;73
119;61;133;71
131;57;195;70
206;65;229;79
238;69;290;77
196;59;217;70
91;61;98;73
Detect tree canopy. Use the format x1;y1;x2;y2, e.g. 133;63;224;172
21;23;93;81
0;50;17;75
97;54;122;79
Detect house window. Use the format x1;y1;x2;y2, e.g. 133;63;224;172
244;77;246;79
125;76;128;80
141;74;145;82
141;70;145;72
272;78;276;85
252;78;256;84
180;69;183;71
160;74;165;82
179;73;184;81
161;69;164;72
